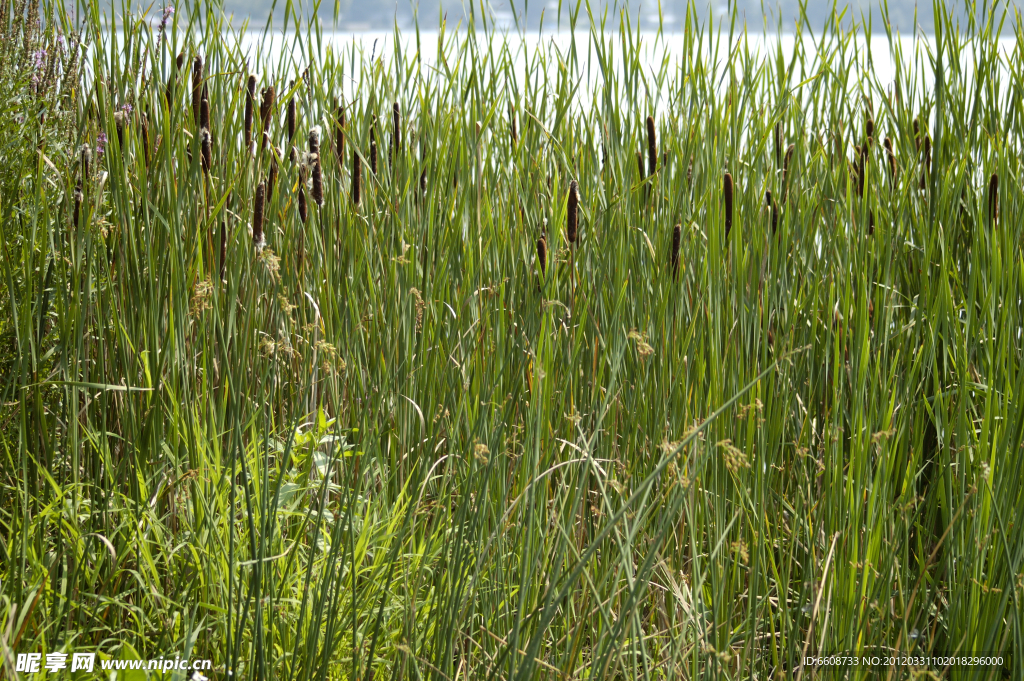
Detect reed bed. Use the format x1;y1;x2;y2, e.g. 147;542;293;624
2;1;1023;680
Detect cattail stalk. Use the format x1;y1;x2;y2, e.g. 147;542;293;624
723;172;734;239
244;75;256;153
253;181;266;250
567;180;579;244
671;224;681;281
646;115;657;176
259;86;275;151
352;149;361;205
191;55;203;127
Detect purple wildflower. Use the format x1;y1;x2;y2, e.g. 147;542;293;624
32;50;46;70
122;103;133;115
96;133;107;157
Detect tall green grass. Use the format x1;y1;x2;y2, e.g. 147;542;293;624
2;0;1023;678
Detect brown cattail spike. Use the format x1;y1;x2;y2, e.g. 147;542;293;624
723;172;734;239
774;122;782;167
988;172;999;226
636;151;645;182
191;56;203;126
671;224;681;281
268;153;279;201
308;129;319;157
200;84;210;131
200;129;212;173
536;237;547;275
259;86;275;151
866;117;874;141
287;84;296;143
567;180;580;244
244;75;256;153
253;181;266;250
646;115;657;176
114;111;126;151
369;125;378;174
884;137;896;180
81;144;91;180
420;167;427;193
352;149;361;205
311;147;324;207
782;143;795;200
141;113;150;165
766;190;778;235
73;186;83;228
298;182;308;223
392;102;401;160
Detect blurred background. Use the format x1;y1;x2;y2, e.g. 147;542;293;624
101;0;1019;33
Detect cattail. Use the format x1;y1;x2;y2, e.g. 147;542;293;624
114;111;126;151
420;167;427;193
392;102;401;159
774;122;782;167
857;141;869;197
335;98;345;163
510;105;518;148
913;118;921;150
244;75;256;153
308;129;320;157
200;129;212;173
671;223;681;281
646;115;657;176
259;86;275;151
536;236;547;275
311;158;323;207
723;172;734;239
766;190;778;235
287;85;296;143
73;186;83;228
636;151;645;182
219;219;227;281
267;153;279;201
200;84;210;132
298;183;308;223
866;117;874;141
884;136;896;180
352;149;361;205
369;125;378;174
782;143;795;192
191;55;203;126
81;144;91;180
140;112;150;165
567;180;579;244
176;51;185;71
988;172;999;226
166;52;184;108
253;181;266;250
